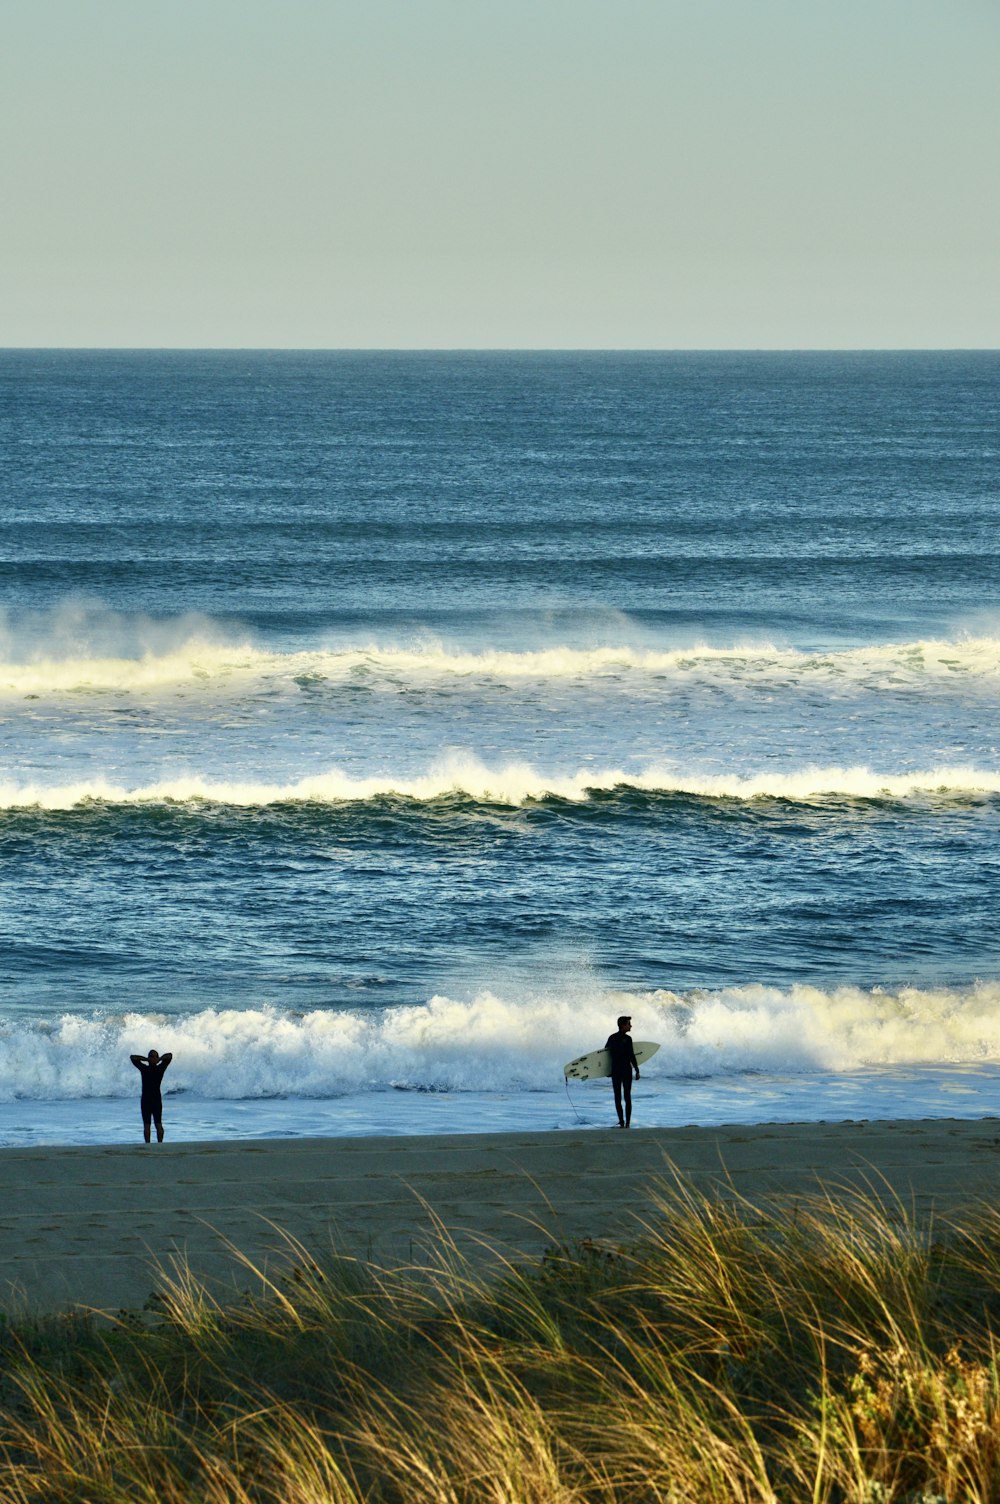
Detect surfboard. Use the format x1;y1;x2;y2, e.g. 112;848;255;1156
563;1041;660;1081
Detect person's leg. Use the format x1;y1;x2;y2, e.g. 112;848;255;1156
623;1076;632;1127
154;1109;164;1143
612;1075;625;1127
141;1106;151;1144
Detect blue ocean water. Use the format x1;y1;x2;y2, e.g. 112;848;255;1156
2;350;1000;1144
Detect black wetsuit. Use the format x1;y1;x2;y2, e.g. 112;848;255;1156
606;1032;639;1127
136;1060;169;1133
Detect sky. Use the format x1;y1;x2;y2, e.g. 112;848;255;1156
2;0;997;348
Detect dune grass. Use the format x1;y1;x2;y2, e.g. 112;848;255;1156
4;1174;1000;1502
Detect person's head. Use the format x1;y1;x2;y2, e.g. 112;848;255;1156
147;1048;159;1064
617;1016;632;1032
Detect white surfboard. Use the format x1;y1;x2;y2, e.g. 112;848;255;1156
563;1041;660;1081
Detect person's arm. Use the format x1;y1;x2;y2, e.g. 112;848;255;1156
630;1041;640;1079
160;1053;173;1071
130;1055;146;1069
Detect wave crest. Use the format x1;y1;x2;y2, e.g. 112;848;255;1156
1;755;999;810
3;613;1000;697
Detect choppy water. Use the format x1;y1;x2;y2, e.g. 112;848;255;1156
2;350;999;1143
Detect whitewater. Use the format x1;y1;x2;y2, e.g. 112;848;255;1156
5;980;1000;1146
3;759;1000;811
4;629;1000;697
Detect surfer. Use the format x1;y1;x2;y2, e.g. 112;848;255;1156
130;1049;173;1143
606;1015;640;1128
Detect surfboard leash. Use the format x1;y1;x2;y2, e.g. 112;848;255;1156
564;1073;586;1123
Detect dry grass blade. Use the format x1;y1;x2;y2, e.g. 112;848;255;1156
4;1175;1000;1503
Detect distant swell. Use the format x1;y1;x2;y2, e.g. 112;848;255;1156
4;979;1000;1101
2;756;1000;810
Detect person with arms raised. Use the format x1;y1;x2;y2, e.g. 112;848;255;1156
130;1048;173;1143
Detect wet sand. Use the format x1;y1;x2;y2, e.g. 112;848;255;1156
2;1118;1000;1313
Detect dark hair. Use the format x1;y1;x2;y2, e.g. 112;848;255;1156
617;1015;631;1029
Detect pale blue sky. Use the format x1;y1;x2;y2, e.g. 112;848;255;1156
2;0;997;347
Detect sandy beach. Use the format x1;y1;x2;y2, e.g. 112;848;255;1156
1;1117;999;1314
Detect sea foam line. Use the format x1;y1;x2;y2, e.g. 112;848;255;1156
1;757;999;810
4;979;1000;1101
3;633;1000;696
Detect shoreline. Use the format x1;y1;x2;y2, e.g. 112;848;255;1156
3;1117;1000;1315
7;1059;1000;1150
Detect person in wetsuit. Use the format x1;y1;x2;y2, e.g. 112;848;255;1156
130;1048;173;1142
605;1015;640;1128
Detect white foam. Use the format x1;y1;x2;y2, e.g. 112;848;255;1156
0;602;249;693
3;979;1000;1103
1;754;999;810
3;613;1000;698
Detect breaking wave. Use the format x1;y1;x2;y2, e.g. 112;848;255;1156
4;979;1000;1102
1;756;1000;810
2;608;1000;698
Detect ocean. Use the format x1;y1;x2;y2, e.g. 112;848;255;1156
2;349;999;1145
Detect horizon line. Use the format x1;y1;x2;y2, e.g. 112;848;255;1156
3;345;999;356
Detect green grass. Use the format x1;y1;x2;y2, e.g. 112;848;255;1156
4;1173;1000;1502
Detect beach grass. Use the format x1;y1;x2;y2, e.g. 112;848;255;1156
3;1173;1000;1502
